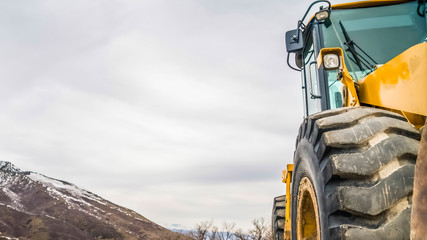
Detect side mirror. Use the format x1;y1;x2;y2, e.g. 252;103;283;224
285;29;303;53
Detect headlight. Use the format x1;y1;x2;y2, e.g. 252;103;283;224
315;10;330;21
323;54;339;69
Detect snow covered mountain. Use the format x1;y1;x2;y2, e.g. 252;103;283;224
0;161;187;240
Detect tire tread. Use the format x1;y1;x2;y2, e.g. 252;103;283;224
296;107;419;240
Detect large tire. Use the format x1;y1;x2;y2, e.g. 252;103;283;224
272;195;286;240
291;107;420;240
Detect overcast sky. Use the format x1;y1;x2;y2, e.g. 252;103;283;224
0;0;349;230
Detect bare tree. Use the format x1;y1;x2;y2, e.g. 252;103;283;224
233;228;250;240
188;220;222;240
248;218;270;240
210;225;219;240
231;218;271;240
218;222;236;240
186;218;272;240
157;231;192;240
188;220;213;240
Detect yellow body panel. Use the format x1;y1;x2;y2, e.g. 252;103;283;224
317;47;360;107
282;164;293;240
358;42;427;119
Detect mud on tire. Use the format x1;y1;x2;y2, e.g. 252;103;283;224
291;107;420;240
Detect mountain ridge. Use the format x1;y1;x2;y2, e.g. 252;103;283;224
0;161;188;240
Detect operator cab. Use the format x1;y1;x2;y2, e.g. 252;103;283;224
286;0;427;116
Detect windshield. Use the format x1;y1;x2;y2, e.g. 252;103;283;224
321;1;426;81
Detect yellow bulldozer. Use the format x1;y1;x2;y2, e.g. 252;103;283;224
272;0;427;239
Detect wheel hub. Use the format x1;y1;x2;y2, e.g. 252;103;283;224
296;177;320;240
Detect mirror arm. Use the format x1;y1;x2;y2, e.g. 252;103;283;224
296;0;331;42
300;0;331;24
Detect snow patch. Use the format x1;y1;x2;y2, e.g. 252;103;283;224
45;214;56;220
28;173;106;204
0;161;21;173
0;235;19;240
27;173;108;217
2;188;24;211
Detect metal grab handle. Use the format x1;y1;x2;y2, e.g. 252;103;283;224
308;61;321;99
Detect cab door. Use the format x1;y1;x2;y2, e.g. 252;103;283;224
301;27;321;116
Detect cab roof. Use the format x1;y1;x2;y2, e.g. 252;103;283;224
331;0;415;10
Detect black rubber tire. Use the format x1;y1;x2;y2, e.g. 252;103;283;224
272;195;286;240
291;107;420;240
